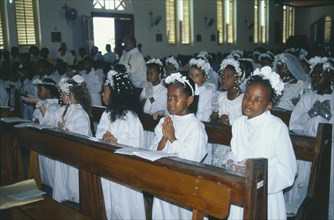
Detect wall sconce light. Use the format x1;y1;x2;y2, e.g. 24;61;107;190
148;10;162;31
204;16;214;28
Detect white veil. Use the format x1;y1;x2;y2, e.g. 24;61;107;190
273;53;309;82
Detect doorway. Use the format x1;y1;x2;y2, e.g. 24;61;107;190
91;12;134;58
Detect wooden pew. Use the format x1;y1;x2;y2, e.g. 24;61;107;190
2;105;330;219
1;120;268;219
271;108;292;127
92;106;331;219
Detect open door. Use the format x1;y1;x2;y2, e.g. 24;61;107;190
82;15;94;54
114;15;134;58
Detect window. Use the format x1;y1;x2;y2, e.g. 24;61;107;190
166;0;192;45
166;0;177;44
282;5;295;43
254;0;268;44
0;1;4;50
14;0;38;49
324;16;332;43
93;0;126;10
217;0;236;44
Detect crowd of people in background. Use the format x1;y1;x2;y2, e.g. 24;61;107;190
0;36;333;220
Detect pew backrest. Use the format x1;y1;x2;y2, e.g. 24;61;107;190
91;106;331;220
9;123;268;219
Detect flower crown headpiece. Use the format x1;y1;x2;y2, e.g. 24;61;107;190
285;47;299;53
219;58;245;81
146;58;163;67
258;51;274;61
105;70;117;87
146;58;164;71
33;78;59;89
196;51;211;62
273;53;288;67
165;56;180;71
252;66;284;97
58;75;85;93
308;56;334;73
165;72;199;96
189;58;211;75
230;49;244;58
105;70;134;94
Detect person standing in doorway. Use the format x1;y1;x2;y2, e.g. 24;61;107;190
103;44;117;64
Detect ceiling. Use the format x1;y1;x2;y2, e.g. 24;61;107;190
279;0;334;7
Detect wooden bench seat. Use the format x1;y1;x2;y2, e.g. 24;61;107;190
10;195;89;220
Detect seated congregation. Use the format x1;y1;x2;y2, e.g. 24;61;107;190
0;41;333;219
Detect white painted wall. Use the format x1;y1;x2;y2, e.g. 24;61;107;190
4;0;333;58
295;5;334;42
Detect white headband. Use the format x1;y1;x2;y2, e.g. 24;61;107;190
189;58;211;75
165;72;199;96
33;78;58;88
146;58;163;67
219;58;245;81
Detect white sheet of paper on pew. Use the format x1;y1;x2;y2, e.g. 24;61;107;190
0;117;32;123
14;122;57;130
115;147;177;161
0;179;45;210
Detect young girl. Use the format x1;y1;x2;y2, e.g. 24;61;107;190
52;75;92;203
273;53;311;111
210;58;245;125
25;78;60;125
164;55;181;77
96;70;146;220
287;56;334;219
209;58;245;166
196;51;220;90
21;78;60;188
224;66;297;219
188;57;215;122
149;72;208;219
140;58;168;147
140;58;167;116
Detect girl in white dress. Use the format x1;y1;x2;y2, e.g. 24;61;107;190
140;58;168;147
196;51;220;90
210;58;245;166
273;53;311;111
96;70;146;220
21;78;60;188
149;72;208;220
223;66;297;219
211;58;245;125
52;75;92;203
287;56;334;219
140;58;167;117
25;78;60;125
188;57;215;122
